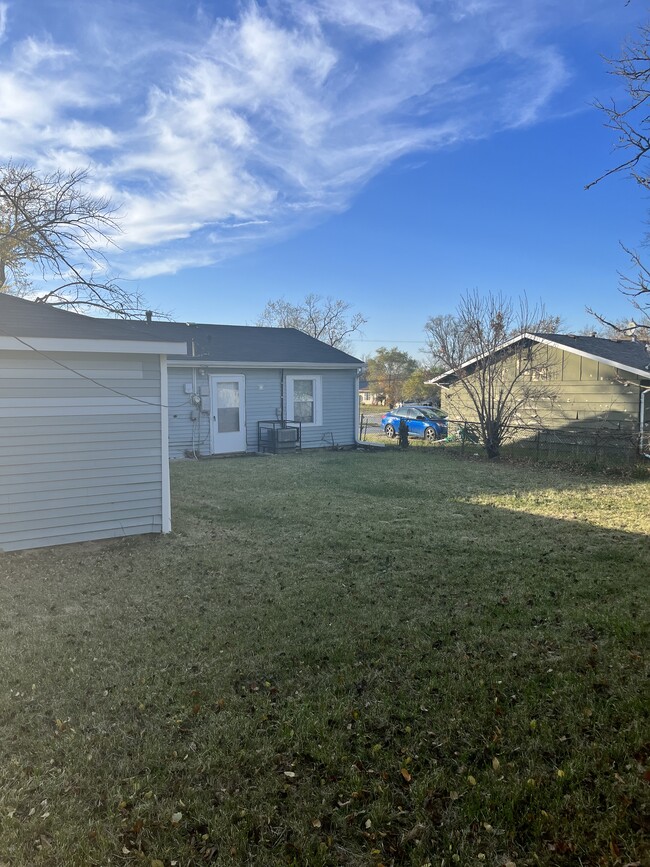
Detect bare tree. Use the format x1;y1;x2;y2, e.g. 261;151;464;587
0;162;149;317
424;292;559;459
257;293;366;349
583;315;650;341
587;20;650;326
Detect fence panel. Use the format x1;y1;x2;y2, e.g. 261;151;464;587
445;420;645;465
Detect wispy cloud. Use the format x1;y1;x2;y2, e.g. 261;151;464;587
0;0;617;280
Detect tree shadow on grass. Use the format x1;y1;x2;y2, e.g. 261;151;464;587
0;455;648;867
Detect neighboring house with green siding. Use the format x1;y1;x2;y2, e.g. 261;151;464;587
430;333;650;443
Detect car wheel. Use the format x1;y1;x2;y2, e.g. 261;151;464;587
385;424;396;438
424;427;438;442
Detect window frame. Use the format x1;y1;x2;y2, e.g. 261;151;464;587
286;375;323;427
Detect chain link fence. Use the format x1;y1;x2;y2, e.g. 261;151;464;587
445;419;648;466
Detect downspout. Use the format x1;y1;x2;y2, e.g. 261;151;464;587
640;388;650;458
191;365;199;458
190;335;201;459
280;369;284;423
355;369;384;448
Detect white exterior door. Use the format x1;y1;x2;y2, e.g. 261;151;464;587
209;375;246;454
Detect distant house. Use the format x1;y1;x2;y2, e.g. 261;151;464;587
0;295;186;552
430;332;650;440
108;321;364;458
359;376;385;406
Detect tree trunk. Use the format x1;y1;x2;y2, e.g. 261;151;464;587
484;439;500;459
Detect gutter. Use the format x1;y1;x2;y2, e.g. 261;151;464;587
167;359;361;369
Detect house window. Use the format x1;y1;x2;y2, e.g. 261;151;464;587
286;375;322;426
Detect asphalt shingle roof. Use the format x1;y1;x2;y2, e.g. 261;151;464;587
0;295;363;365
431;331;650;385
126;321;363;364
0;294;162;342
534;332;650;375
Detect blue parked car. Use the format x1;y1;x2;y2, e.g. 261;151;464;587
381;405;448;441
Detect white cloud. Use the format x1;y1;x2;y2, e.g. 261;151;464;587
313;0;425;40
0;0;610;279
17;36;73;70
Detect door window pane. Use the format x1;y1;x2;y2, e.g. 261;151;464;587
217;381;240;432
293;379;314;423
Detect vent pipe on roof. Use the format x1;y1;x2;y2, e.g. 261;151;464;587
145;310;153;323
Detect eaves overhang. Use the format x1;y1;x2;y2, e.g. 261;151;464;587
426;332;650;387
167;359;363;369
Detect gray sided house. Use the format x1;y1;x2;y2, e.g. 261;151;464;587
118;322;363;458
0;295;185;552
432;332;650;441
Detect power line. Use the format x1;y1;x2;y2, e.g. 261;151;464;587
0;324;191;409
354;338;426;343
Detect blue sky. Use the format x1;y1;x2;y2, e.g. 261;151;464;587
0;0;645;359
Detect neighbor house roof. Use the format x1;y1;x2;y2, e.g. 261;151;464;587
0;294;186;355
112;321;363;366
534;332;650;375
429;331;650;386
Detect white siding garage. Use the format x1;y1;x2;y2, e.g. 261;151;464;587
0;296;185;552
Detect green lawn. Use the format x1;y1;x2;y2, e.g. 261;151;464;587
1;450;648;866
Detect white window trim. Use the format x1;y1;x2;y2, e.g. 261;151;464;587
286;375;322;427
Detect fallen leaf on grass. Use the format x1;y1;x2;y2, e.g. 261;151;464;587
400;768;412;783
467;775;477;786
283;771;296;778
171;812;183;825
492;757;500;771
